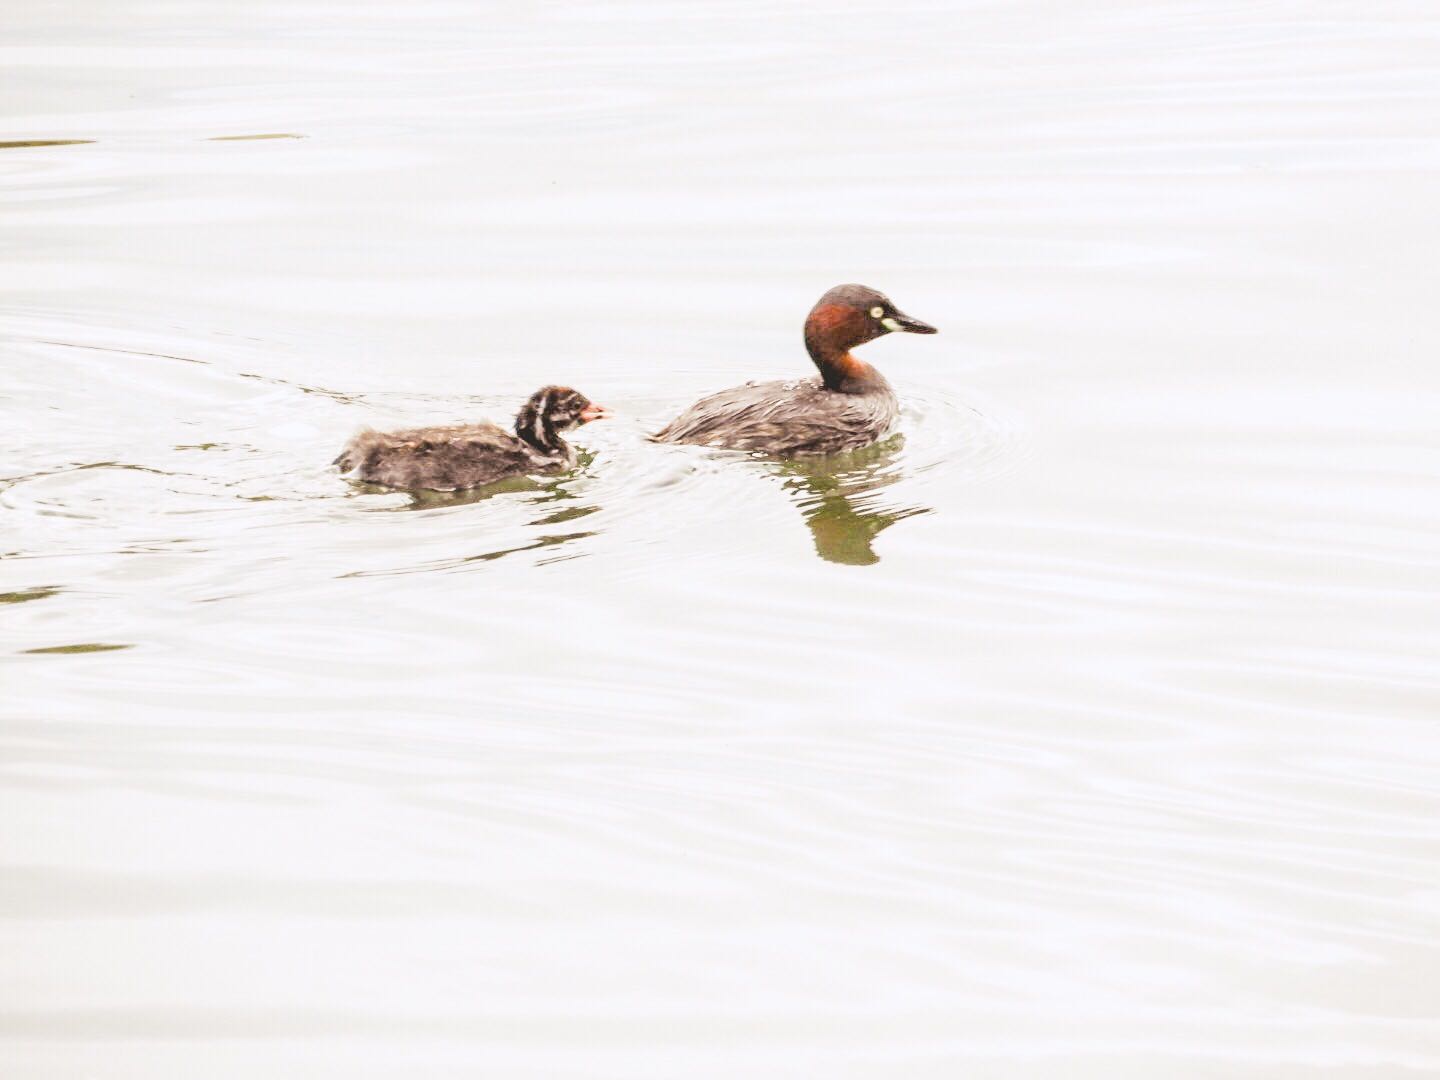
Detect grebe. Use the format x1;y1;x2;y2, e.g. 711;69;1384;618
652;284;936;456
335;385;609;491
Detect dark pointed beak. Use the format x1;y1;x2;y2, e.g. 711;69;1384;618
889;310;938;335
580;402;611;423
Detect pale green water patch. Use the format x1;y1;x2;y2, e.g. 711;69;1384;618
22;643;134;655
0;139;94;150
0;586;62;605
205;133;306;141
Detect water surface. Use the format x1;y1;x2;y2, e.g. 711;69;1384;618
3;1;1439;1077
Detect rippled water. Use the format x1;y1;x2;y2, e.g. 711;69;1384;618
4;2;1440;1076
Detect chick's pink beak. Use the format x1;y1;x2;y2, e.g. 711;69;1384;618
580;402;611;423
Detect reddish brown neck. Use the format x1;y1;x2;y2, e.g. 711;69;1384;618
805;304;880;392
811;348;879;391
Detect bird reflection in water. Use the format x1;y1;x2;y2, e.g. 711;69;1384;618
350;452;600;565
347;442;925;568
769;435;930;566
356;450;593;512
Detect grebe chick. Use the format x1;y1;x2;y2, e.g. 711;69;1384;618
334;385;609;491
652;283;936;457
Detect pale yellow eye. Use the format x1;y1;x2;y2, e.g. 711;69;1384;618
869;306;884;318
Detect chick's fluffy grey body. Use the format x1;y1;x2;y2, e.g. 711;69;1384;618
334;384;603;492
334;423;575;491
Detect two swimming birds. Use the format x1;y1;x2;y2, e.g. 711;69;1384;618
335;284;937;492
